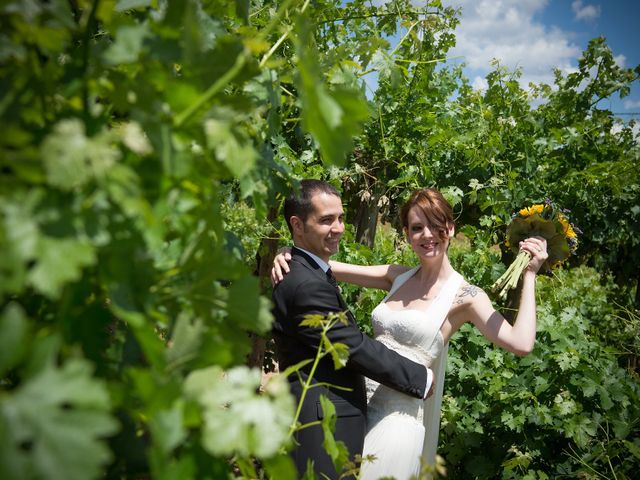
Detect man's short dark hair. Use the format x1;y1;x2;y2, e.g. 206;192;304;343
283;179;341;234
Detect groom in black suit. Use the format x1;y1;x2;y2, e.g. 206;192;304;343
272;180;433;479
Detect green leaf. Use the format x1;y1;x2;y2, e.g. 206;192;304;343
103;23;149;65
440;186;464;208
299;313;326;328
41;120;120;191
204;118;257;179
323;339;349;370
154;456;197;480
319;395;349;473
235;0;249;24
295;16;368;167
624;440;640;460
184;366;294;458
263;453;297;480
598;386;613;410
2;195;40;261
165;313;205;372
227;276;273;334
29;236;96;299
279;358;314;379
501;447;532;471
565;415;597;448
115;0;152;12
0;303;29;377
371;49;402;88
1;198;37;295
0;358;118;480
148;402;187;455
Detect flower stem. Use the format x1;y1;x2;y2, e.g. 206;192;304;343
492;251;532;300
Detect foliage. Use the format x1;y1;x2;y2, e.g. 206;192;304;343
434;39;639;290
339;223;640;479
0;305;118;480
1;0;417;477
440;264;640;479
1;0;639;478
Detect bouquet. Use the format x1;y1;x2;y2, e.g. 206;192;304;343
492;199;580;299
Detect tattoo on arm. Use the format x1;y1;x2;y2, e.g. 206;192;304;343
455;285;480;304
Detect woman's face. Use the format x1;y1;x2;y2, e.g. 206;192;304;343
405;206;453;259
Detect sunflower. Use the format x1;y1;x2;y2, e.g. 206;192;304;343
492;200;580;299
518;204;546;217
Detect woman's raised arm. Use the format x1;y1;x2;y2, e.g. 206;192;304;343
455;236;548;356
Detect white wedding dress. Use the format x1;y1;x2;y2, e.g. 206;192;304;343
360;267;463;480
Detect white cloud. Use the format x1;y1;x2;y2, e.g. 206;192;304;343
443;0;582;87
623;99;640;110
572;1;601;21
614;54;627;68
611;121;640;138
471;76;488;92
610;123;623;135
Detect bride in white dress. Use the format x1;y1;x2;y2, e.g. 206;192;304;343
272;188;548;479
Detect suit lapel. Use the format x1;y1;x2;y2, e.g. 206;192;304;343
291;247;329;283
291;247;355;323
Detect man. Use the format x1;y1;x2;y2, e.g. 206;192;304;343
271;180;433;479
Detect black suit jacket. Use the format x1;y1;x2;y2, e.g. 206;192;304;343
272;248;428;478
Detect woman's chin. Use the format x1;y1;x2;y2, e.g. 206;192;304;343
415;247;442;258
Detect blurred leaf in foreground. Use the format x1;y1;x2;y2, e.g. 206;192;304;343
0;347;119;480
184;365;294;458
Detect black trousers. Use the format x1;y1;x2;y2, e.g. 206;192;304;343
292;393;365;479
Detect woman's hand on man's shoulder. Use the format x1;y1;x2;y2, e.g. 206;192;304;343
271;247;293;286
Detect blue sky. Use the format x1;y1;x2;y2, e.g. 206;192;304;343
440;0;640;117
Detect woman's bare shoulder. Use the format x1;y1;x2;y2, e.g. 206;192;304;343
452;281;490;307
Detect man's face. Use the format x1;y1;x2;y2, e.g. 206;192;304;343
292;192;344;262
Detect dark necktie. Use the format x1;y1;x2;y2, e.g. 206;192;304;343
326;268;338;288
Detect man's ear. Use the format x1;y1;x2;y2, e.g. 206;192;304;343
290;216;304;236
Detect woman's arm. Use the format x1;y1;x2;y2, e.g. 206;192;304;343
270;247;411;290
328;260;410;290
455;236;547;356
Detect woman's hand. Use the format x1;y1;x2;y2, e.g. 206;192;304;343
271;247;292;286
519;236;548;274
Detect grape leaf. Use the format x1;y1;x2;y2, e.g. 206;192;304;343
227;276;273;334
148;402;187;455
319;395;349;474
263;453;297;480
204;118;257;179
103;23;150;65
184;365;294;458
115;0;152;12
0;303;29;376
0;357;118;480
41;120;120;191
165;313;205;372
295;15;368;167
29;236;96;299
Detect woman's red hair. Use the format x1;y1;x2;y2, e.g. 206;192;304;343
400;188;454;241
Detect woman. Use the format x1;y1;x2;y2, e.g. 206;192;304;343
272;188;548;479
